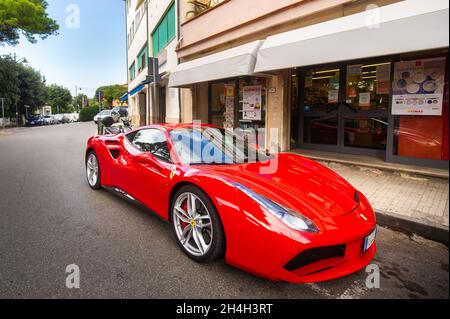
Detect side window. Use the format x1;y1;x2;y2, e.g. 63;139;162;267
130;129;172;162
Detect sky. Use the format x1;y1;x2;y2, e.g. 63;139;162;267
0;0;127;98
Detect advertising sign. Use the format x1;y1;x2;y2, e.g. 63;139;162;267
328;76;340;103
392;57;445;115
376;64;391;95
243;86;262;121
223;84;235;128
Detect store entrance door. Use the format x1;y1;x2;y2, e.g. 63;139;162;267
299;60;390;157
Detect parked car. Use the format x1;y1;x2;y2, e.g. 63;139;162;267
60;114;71;124
53;114;63;124
85;124;377;283
43;115;56;125
68;113;79;122
94;110;112;124
26;115;44;126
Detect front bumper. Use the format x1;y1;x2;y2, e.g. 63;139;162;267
270;231;377;283
222;192;377;284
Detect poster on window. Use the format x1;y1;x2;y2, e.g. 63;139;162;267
392;57;445;116
243;86;262;121
376;64;391;95
223;84;235;128
328;76;340;103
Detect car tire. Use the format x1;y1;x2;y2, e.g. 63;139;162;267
171;185;225;263
86;151;101;189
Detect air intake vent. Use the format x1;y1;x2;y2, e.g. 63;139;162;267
354;191;360;204
284;244;346;271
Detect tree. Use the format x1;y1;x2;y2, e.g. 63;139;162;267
0;55;20;117
95;84;127;108
0;54;47;120
0;0;59;46
46;84;72;114
18;65;47;115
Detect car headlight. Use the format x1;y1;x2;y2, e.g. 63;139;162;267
232;183;318;233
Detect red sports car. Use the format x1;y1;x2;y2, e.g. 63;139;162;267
85;123;376;283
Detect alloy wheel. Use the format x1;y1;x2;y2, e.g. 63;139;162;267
86;153;99;187
173;192;213;257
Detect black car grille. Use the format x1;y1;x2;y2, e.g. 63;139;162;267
284;244;346;271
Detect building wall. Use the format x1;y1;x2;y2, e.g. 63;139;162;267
265;71;290;152
148;0;181;124
177;0;403;151
126;0;149;127
158;39;180;123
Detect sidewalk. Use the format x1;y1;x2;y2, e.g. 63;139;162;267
316;160;449;243
0;127;24;137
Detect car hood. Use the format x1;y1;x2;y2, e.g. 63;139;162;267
197;153;359;220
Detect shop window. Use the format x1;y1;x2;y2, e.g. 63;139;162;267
238;77;266;149
344;117;388;150
238;77;266;129
346;62;391;111
210;82;229;127
303;68;340;112
392;56;448;161
303;116;338;145
208;77;267;148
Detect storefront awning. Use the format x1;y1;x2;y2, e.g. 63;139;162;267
169;40;264;88
129;84;144;97
254;0;449;72
120;93;128;102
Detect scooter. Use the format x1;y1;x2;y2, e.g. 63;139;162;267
98;108;132;135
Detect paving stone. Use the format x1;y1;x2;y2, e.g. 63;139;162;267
319;161;449;228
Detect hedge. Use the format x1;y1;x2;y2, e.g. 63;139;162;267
79;106;99;122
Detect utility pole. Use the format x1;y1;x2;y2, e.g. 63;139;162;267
1;97;5;130
98;91;102;113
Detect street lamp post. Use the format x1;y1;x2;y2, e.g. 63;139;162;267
98;91;102;113
75;86;83;113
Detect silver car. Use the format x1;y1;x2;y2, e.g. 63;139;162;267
94;110;112;124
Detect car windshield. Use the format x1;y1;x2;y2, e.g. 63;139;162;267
169;127;273;165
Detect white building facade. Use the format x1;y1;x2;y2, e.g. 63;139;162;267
125;0;180;127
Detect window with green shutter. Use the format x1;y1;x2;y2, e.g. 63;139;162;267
167;4;176;40
137;43;148;71
152;30;159;57
151;2;176;57
129;63;136;80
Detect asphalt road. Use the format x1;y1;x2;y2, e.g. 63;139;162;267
0;122;448;299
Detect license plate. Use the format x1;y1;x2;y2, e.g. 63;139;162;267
363;228;377;252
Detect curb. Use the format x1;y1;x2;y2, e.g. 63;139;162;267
375;210;449;245
294;153;449;180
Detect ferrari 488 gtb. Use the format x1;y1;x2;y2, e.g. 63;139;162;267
85;124;376;283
